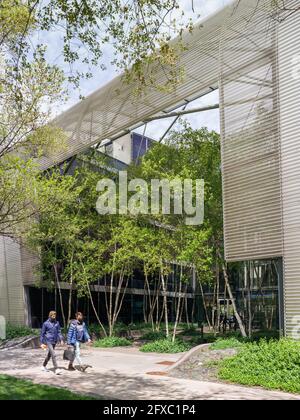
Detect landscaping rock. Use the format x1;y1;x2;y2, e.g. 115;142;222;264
0;335;40;350
169;346;238;382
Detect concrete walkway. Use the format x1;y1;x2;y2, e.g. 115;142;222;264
0;346;299;400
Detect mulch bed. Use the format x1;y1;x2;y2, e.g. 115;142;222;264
168;346;237;382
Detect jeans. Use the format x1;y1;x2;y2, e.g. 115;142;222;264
74;341;83;366
43;343;58;369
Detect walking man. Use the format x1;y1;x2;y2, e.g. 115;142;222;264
40;311;64;375
67;312;91;372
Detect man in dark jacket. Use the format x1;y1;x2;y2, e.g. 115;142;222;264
67;312;91;372
40;311;64;375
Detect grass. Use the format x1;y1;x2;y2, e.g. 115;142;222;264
0;375;98;400
210;337;246;350
93;336;132;348
218;339;300;394
139;338;191;354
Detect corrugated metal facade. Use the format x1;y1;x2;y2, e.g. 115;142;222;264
220;0;283;262
0;236;26;325
38;0;245;169
220;0;300;335
278;5;300;337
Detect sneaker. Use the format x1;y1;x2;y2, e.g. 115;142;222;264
55;369;62;375
41;366;50;372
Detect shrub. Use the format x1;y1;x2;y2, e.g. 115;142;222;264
87;324;102;338
218;339;300;394
128;322;152;331
140;331;166;341
112;322;130;336
210;337;245;350
180;325;199;336
5;324;37;340
93;336;132;348
88;323;131;339
140;338;191;354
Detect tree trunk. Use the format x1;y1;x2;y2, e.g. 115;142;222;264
113;276;129;328
216;262;220;334
217;250;247;338
172;266;183;342
53;263;66;329
109;270;114;337
67;277;73;327
80;261;107;336
145;273;156;330
161;272;169;338
87;283;107;337
185;292;190;328
67;252;74;326
198;276;212;330
247;263;252;338
143;281;148;323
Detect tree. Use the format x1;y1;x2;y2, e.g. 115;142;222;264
0;0;192;239
0;2;68;238
133;125;247;337
0;0;186;95
26;156;141;335
0;156;38;237
0;0;194;92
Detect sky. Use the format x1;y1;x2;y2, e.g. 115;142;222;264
41;0;233;138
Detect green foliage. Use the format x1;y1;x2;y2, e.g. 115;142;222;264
0;47;66;159
218;339;300;394
25;128;222;338
0;0;34;38
180;325;198;336
140;338;191;354
1;0;195;92
90;323;130;338
4;324;37;340
128;322;153;331
250;330;280;342
140;331;166;341
0;375;98;400
23;125;68;158
210;337;245;350
37;0;192;90
87;324;104;338
130;126;221;285
0;156;40;236
93;337;132;348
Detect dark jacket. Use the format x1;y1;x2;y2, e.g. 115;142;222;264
40;319;63;345
67;320;90;345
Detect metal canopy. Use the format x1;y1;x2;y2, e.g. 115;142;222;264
39;0;261;170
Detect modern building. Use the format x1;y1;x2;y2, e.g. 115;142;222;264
98;132;154;165
0;133;197;328
1;0;300;335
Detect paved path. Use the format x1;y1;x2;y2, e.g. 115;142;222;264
0;346;299;400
